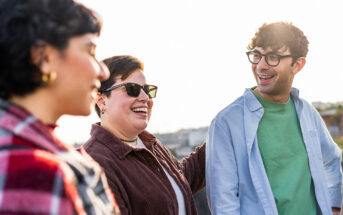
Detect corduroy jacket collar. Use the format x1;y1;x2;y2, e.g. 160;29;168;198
90;123;158;160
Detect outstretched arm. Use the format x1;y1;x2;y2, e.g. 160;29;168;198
181;142;206;193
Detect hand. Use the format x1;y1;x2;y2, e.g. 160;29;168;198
332;207;340;215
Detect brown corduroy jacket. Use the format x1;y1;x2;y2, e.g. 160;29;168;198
83;123;206;215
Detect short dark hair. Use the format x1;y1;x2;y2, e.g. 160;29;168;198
0;0;102;99
248;22;309;61
95;55;144;117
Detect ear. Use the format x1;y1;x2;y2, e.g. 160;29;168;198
96;93;106;112
292;57;306;75
30;41;54;75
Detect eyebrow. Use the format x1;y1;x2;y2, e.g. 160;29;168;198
252;49;282;55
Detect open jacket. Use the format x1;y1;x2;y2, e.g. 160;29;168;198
206;88;342;215
84;123;206;215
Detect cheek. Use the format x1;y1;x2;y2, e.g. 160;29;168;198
252;67;258;78
148;100;154;110
147;100;153;120
70;55;98;78
79;60;98;81
147;100;153;116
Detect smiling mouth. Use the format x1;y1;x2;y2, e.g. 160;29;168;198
258;73;274;80
132;107;148;113
90;88;98;98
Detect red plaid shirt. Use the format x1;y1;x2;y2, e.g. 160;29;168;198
0;99;119;215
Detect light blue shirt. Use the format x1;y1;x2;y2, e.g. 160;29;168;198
206;88;342;215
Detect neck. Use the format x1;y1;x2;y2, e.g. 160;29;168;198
253;88;290;103
101;120;139;146
9;89;61;124
119;137;138;143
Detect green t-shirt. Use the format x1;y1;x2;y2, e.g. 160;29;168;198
252;90;317;215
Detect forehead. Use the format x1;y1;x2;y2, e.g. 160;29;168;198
254;46;290;54
115;69;146;83
68;33;98;47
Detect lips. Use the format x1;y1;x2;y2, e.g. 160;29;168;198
131;107;148;113
93;81;101;90
256;70;276;85
89;83;99;99
258;73;273;79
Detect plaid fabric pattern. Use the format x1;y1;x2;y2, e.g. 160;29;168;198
0;99;119;215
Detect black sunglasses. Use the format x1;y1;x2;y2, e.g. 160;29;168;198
102;82;158;98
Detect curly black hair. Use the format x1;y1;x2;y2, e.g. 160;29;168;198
0;0;102;99
95;55;144;117
248;22;309;62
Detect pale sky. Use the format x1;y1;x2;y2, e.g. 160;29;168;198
55;0;343;143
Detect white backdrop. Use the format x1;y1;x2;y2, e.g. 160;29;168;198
55;0;343;143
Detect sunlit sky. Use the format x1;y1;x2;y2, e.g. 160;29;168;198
55;0;343;143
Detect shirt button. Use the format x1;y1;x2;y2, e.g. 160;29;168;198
157;168;160;172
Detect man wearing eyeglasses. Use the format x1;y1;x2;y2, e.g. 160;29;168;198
206;22;342;215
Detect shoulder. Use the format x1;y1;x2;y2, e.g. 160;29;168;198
291;88;317;113
84;136;106;153
83;139;116;169
141;131;170;154
84;133;114;159
293;95;320;117
83;135;122;179
297;95;314;108
154;138;173;155
142;132;179;164
212;95;245;127
84;124;122;158
1;148;78;187
1;146;67;171
0;148;76;214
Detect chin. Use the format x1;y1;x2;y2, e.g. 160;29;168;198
135;122;148;133
258;86;273;94
79;110;92;116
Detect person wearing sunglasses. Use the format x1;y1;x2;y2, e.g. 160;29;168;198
83;55;206;215
206;22;342;215
0;0;120;214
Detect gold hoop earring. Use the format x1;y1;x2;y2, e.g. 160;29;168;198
42;71;57;85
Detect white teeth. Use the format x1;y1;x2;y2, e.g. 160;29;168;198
132;108;148;113
258;74;273;79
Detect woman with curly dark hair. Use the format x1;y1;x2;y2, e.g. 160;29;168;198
0;0;119;214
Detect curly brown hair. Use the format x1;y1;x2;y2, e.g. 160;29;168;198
248;22;309;60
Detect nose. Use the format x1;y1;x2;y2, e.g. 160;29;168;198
138;88;149;101
98;61;110;81
256;56;269;70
